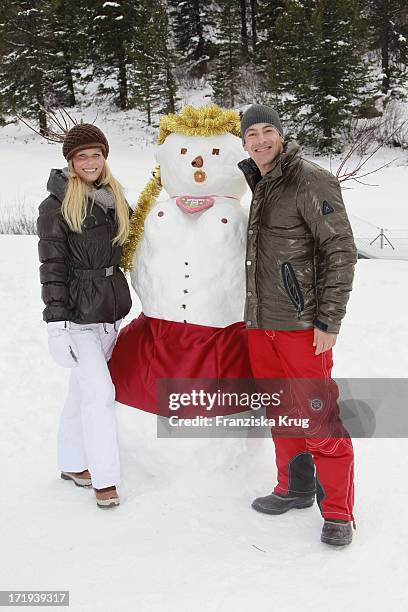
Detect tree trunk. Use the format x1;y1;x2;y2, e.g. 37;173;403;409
240;0;249;60
250;0;257;54
380;14;391;94
322;120;333;150
166;60;176;113
117;45;128;110
35;83;47;135
193;0;204;60
228;31;234;107
147;99;151;126
64;62;76;107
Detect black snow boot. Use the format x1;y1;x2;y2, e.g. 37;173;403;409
251;492;315;515
321;520;353;546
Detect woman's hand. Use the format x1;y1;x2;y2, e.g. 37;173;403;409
47;322;79;368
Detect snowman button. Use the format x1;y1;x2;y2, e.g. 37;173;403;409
185;274;190;278
221;218;228;224
158;211;164;217
182;304;186;309
184;289;188;293
185;262;188;265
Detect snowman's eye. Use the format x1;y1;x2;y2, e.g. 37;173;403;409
212;148;220;155
181;148;187;154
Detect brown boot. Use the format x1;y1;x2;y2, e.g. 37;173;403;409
61;470;92;487
94;486;120;509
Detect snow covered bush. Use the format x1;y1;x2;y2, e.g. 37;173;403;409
374;99;408;148
0;201;36;235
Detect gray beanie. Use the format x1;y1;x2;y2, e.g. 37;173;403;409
241;104;284;142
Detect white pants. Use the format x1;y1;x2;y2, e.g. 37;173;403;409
57;322;120;489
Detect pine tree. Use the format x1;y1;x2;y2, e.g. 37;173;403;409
51;0;90;107
239;0;250;60
366;0;408;97
0;0;71;132
0;2;7;124
167;0;216;76
255;0;286;70
211;0;242;107
267;0;368;151
129;0;177;124
249;0;258;57
88;0;140;110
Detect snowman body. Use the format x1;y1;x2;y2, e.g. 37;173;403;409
131;133;248;327
110;129;252;414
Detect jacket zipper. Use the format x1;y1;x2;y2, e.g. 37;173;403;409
107;212;117;327
253;183;265;325
281;262;305;318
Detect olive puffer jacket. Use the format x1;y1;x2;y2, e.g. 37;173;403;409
37;169;132;324
238;141;357;334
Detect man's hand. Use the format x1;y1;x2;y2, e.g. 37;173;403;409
313;328;337;355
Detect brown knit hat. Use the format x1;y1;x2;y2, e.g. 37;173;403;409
63;123;109;160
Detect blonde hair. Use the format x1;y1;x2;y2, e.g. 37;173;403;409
62;159;129;245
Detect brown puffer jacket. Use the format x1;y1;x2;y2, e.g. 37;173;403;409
238;141;357;334
37;169;132;324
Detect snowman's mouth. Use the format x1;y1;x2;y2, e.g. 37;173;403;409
176;195;215;214
194;170;207;183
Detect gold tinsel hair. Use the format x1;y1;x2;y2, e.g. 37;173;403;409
157;104;241;143
120;105;241;272
120;167;162;272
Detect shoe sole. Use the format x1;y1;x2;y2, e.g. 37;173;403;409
61;472;92;488
321;535;352;546
96;500;120;509
252;498;315;515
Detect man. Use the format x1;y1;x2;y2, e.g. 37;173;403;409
238;104;357;546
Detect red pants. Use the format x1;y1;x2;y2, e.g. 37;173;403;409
248;329;354;522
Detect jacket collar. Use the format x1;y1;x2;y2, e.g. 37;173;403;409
238;140;302;192
47;168;67;203
237;158;261;193
46;168;114;213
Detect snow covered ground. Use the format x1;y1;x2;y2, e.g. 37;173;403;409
1;235;407;612
1;103;408;610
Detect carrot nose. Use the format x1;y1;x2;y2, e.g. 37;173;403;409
191;155;203;168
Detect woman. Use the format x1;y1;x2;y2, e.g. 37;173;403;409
37;123;132;509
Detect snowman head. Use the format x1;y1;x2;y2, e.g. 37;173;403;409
121;105;245;272
155;132;246;201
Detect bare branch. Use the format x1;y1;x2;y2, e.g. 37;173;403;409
336;118;406;186
16;106;82;143
347;178;380;187
15;114;60;141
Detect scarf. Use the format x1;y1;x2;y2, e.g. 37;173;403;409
62;167;116;212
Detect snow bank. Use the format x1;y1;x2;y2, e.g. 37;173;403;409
0;236;407;611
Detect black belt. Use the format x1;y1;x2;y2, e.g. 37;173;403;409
73;265;119;279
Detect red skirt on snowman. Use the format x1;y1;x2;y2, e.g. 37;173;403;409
109;313;252;415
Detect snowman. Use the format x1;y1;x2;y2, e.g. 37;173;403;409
109;105;252;414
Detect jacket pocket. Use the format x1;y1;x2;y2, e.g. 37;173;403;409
281;262;304;316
